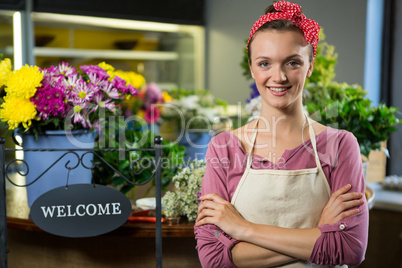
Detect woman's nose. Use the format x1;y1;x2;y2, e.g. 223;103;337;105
271;66;286;83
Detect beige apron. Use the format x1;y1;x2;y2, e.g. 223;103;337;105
231;118;333;267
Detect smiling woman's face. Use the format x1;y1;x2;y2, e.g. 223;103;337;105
249;30;313;111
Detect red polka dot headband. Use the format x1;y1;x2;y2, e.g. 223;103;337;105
247;1;320;58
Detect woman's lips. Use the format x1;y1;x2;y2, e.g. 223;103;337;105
267;86;291;96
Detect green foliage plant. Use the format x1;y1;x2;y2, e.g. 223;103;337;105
303;30;401;158
92;120;186;196
307;85;400;158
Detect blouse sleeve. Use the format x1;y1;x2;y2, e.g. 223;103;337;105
309;131;369;267
194;134;240;268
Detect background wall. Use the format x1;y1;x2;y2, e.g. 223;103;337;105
389;0;402;176
205;0;367;105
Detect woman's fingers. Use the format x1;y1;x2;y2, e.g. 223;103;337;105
331;192;363;214
197;200;222;215
332;198;364;219
318;184;365;226
326;184;352;207
196;206;218;224
199;193;228;204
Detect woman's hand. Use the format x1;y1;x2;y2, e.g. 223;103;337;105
318;184;364;226
195;193;250;240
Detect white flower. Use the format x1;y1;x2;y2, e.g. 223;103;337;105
245;96;262;117
198;107;220;123
179;95;200;110
161;159;206;221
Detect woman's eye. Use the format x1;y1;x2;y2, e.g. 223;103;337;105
259;62;269;67
288;61;301;67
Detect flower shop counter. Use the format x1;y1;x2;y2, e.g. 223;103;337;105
5;187;200;268
6;187;195;237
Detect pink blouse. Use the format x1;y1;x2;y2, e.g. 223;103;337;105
194;128;368;267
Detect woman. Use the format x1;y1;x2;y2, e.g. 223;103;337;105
195;1;368;267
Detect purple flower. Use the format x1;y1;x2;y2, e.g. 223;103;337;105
128;84;138;96
58;62;77;77
69;100;92;129
101;83;120;99
112;75;130;94
247;83;260;103
31;83;69;119
93;92;115;112
41;66;59;84
23;62;139;132
144;82;163;108
87;73;109;88
69;81;96;102
80;65;109;80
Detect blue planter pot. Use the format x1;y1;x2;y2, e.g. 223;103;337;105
18;130;96;207
179;131;212;161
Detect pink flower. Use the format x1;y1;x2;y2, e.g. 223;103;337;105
144;82;163;108
69;101;92;129
80;65;109;80
31;82;69;119
69;81;96;102
93;92;115;112
144;106;160;124
58;62;77;77
101;83;120;99
112;75;130;94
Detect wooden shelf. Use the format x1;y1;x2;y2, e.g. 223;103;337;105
7;216;195;238
1;46;179;61
6;187;194;238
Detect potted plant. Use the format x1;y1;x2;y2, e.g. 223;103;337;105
0;58;141;206
304;83;399;159
92;122;186;198
300;36;401;181
160;88;227;160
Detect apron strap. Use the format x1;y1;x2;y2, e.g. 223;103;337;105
246;119;259;168
307;117;331;196
307;117;321;170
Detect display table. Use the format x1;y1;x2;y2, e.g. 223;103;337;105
367;182;402;212
5;186;200;268
357;182;402;268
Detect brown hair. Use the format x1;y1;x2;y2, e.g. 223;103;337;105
248;3;314;63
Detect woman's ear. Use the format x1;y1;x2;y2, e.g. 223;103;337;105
306;60;314;78
249;61;255;79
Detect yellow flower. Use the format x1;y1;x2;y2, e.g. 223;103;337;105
98;62;115;80
0;58;12;86
5;65;43;99
137;109;145;119
162;91;173;102
78;91;87;99
114;70;146;89
131;73;146;89
0;95;37;130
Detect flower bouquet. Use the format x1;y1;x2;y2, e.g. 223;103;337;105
162;159;205;221
0;58;141;206
0;59;139;137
